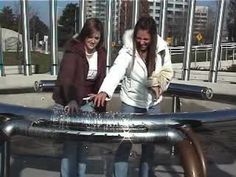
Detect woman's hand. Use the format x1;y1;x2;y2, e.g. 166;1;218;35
93;92;108;107
64;100;80;115
151;86;163;98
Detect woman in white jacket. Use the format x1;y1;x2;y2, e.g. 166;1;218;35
94;16;173;177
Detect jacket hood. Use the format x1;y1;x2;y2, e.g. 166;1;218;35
64;39;85;55
122;29;168;54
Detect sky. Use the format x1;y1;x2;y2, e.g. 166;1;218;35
0;0;218;27
0;0;78;26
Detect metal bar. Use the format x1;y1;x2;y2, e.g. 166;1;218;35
49;0;58;76
208;0;226;83
1;103;236;132
171;96;181;113
132;0;139;28
159;0;168;38
182;0;196;80
34;80;214;100
78;0;86;33
20;0;32;76
0;26;5;77
105;0;113;74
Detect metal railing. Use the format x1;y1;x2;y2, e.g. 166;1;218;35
169;42;236;67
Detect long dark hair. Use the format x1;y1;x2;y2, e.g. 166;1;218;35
133;16;157;77
76;18;104;49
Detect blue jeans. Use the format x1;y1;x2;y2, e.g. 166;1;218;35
60;102;94;177
114;102;160;177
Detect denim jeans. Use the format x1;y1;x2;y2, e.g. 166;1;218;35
114;102;160;177
59;102;94;177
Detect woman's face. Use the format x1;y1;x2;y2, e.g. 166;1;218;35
84;30;101;53
135;29;151;52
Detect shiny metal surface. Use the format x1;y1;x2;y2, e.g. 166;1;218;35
0;102;214;177
34;80;214;100
0;26;5;77
105;0;113;74
1;102;236;177
209;0;226;83
20;0;32;76
159;0;168;38
79;0;86;33
182;0;196;81
49;0;58;76
1;103;236;131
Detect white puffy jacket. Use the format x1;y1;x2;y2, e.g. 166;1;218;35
99;30;173;109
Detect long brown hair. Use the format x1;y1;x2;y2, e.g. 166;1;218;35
77;18;104;49
133;16;157;77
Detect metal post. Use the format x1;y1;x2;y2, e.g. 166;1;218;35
105;0;113;74
20;0;32;76
208;0;226;83
182;0;196;81
171;95;181;156
132;0;139;28
159;0;168;38
0;141;10;177
0;26;5;76
49;0;58;76
35;33;39;50
79;0;86;33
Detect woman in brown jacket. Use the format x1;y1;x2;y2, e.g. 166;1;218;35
52;18;106;177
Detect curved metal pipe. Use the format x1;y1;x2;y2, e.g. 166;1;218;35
179;126;207;177
0;113;205;177
1;121;186;144
177;139;204;177
0;103;236;131
34;80;214;100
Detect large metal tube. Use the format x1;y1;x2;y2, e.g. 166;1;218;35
0;103;236;131
0;116;207;177
167;83;213;100
34;80;214;100
34;80;56;92
180;126;207;177
2;105;231;177
2;103;236;177
0;118;185;144
177;139;205;177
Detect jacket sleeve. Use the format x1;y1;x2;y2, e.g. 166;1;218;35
161;45;173;91
98;49;132;97
55;53;78;104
